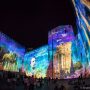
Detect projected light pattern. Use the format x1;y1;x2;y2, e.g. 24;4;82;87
72;0;90;78
0;0;90;79
24;45;49;78
48;25;75;49
48;25;76;79
0;32;25;57
0;32;25;71
72;0;90;61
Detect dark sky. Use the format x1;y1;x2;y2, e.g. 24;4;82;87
0;0;76;49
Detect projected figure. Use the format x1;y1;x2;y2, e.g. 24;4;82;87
24;45;48;78
31;57;35;68
30;57;36;75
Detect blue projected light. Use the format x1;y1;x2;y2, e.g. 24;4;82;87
0;32;25;57
0;0;90;79
24;45;49;78
0;32;25;71
72;0;90;78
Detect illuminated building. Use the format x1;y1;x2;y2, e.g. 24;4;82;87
0;0;90;79
0;32;25;57
56;42;72;73
0;32;25;72
24;45;49;78
72;0;90;65
48;25;75;79
72;0;90;77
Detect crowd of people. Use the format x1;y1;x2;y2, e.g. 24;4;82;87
0;70;90;90
0;71;66;90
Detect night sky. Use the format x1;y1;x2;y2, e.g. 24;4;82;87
0;0;76;49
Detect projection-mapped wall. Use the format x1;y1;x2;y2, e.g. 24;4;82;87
0;0;90;79
24;45;49;78
0;32;25;71
48;25;76;79
72;0;90;78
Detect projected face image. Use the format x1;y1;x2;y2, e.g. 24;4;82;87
24;45;49;78
30;57;36;68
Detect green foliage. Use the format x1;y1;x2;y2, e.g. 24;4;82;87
2;53;17;64
74;61;82;70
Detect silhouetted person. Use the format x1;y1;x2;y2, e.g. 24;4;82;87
54;85;58;90
60;85;65;90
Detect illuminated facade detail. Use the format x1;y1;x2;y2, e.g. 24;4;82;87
53;42;72;79
57;42;71;73
24;45;49;78
72;0;90;61
0;32;25;57
48;25;75;79
71;0;90;78
0;32;25;72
